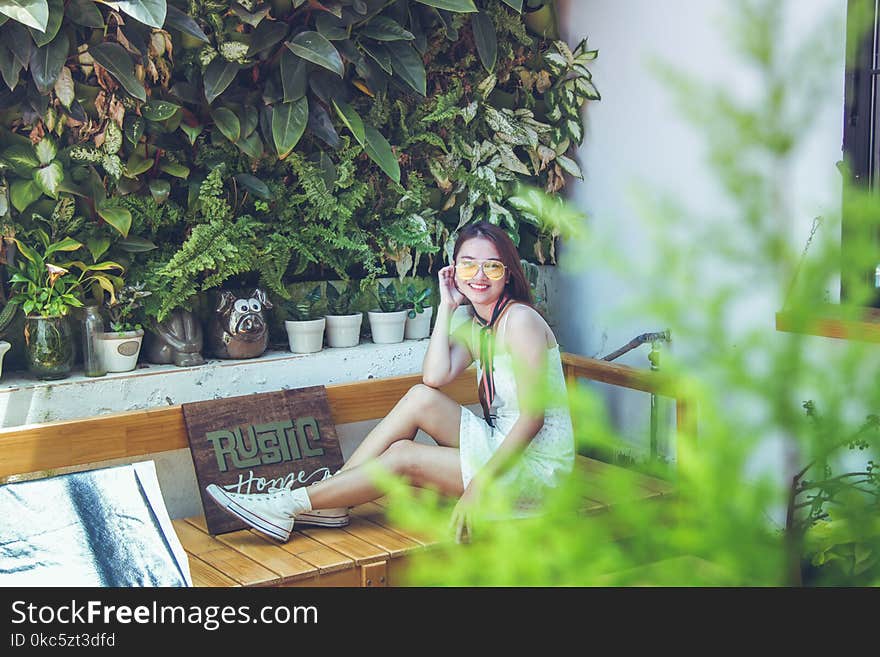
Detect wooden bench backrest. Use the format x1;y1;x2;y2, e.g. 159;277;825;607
0;353;692;479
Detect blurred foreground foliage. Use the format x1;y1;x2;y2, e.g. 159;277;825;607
369;0;879;586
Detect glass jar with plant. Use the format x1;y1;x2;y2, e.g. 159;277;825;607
403;282;435;340
283;284;325;354
369;280;409;345
8;231;122;379
96;283;151;373
324;280;362;349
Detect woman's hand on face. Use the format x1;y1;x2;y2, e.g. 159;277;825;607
438;264;466;310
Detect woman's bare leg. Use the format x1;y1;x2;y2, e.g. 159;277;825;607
340;384;463;472
307;441;464;510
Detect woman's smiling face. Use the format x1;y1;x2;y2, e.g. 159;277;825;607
454;237;509;306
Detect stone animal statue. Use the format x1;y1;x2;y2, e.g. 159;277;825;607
208;288;272;359
146;309;205;367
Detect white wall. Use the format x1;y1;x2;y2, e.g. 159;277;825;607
553;0;849;460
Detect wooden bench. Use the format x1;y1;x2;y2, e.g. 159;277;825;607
0;353;689;587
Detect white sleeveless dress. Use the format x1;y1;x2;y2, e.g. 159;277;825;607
458;304;576;516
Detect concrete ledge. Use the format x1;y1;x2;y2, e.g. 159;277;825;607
0;340;431;428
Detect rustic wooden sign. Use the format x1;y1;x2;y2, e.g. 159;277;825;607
182;386;344;535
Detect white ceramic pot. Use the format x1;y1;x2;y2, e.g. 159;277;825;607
404;306;433;340
0;340;9;380
284;318;326;354
96;329;144;373
368;309;408;344
324;313;363;348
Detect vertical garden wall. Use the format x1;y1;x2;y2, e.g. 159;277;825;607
0;0;597;372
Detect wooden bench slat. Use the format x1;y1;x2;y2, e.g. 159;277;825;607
298;525;390;565
186;554;240;587
279;531;356;574
178;517;281;586
214;530;319;583
341;517;422;559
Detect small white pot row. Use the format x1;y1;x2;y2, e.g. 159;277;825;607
284;307;433;354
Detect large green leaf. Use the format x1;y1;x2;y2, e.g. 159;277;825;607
472;11;496;73
203;58;239;104
359;17;414;41
0;0;48;31
27;0;60;46
3;143;39;174
364;124;400;183
103;1;167;29
67;0;104;28
29;32;67;93
211;107;240;143
236;131;263;158
332;99;365;146
148;179;170;204
34;137;54;165
7;21;33;67
247;18;289;56
124;153;153;176
280;48;308;101
315;13;348;41
272;96;308;158
158;159;189;178
10;178;41;212
33;160;63;198
362;43;391;74
164;5;208;42
117;235;157;252
386;42;426;96
97;201;132;237
0;45;21;90
89;42;146;101
414;0;477;12
142;100;180;122
234;173;270;200
286;31;343;77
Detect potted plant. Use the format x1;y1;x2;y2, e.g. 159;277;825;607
368;280;409;344
8;231;122;379
324;281;362;348
403;282;434;340
97;283;151;372
283;284;325;354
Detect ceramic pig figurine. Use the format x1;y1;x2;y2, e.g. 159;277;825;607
208;288;273;359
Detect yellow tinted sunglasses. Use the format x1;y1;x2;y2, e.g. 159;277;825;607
455;259;507;281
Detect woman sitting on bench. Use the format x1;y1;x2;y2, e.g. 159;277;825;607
207;221;575;543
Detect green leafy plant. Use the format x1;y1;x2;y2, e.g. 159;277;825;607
376;280;407;312
325;280;358;316
404;282;433;318
284;284;323;322
8;229;122;317
104;282;151;332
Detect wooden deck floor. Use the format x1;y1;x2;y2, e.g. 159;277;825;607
175;456;676;587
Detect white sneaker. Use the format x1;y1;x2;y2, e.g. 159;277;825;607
295;507;350;528
206;484;300;542
295;470;350;527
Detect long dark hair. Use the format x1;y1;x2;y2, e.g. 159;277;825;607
452;222;537;311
